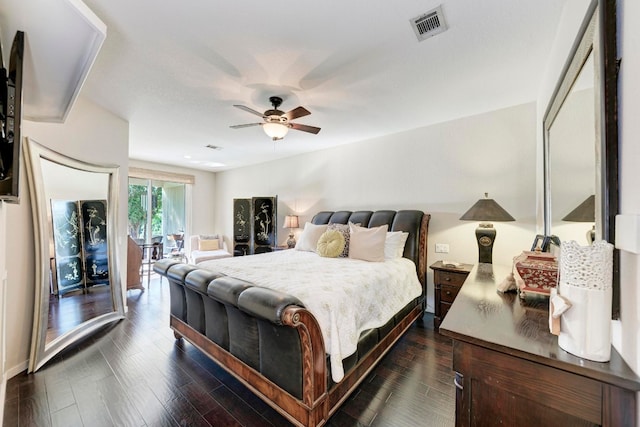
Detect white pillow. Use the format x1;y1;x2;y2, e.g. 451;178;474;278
348;224;388;262
295;223;328;252
385;231;409;259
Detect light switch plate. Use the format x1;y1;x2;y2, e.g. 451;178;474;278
615;214;640;254
435;243;449;253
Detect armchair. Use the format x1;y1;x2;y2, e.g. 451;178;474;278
187;234;232;264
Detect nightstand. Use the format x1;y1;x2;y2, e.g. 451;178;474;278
430;261;473;331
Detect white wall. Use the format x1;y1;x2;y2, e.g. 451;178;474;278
618;0;640;376
2;96;129;379
214;102;538;311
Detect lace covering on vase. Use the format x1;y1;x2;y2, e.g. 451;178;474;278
559;240;613;290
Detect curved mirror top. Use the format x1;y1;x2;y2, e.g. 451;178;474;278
25;137;124;372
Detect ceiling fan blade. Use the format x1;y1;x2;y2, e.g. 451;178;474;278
230;123;263;129
290;123;321;134
233;104;265;117
283;106;311;121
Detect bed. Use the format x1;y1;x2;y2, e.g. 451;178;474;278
153;209;430;426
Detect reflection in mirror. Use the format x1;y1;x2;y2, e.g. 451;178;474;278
548;53;596;244
25;137;124;372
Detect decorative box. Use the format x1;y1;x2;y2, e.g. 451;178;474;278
513;250;558;297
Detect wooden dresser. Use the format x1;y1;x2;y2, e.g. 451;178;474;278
430;261;473;331
440;263;640;426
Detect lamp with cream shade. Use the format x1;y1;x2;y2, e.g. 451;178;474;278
283;215;300;248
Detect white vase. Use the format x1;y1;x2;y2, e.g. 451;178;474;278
557;240;613;362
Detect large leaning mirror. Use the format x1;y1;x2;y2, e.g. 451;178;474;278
24;137;124;372
543;0;619;317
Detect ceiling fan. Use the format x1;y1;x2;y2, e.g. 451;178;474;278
230;96;321;141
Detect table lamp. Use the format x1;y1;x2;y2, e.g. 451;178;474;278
460;193;515;264
283;215;300;248
562;194;595;243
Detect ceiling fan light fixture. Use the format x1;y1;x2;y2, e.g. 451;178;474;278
263;122;289;141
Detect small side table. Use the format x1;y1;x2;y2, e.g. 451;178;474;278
169;250;187;263
430;260;473;331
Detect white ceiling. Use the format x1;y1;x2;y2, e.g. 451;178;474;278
2;0;566;171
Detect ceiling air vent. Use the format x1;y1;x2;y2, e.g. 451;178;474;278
410;6;447;42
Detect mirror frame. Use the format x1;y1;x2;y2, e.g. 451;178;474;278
543;0;619;318
24;137;125;372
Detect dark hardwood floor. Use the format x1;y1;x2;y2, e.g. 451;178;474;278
4;275;455;427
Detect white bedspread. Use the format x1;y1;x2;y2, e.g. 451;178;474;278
198;250;422;382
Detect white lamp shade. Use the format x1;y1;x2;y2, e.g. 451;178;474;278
263;122;289;140
283;215;299;229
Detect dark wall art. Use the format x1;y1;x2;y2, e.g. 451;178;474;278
253;196;276;252
232;196;277;255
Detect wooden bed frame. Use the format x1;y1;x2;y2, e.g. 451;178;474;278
154;210;430;426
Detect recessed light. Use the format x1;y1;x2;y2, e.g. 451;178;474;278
204;162;225;168
184;155;192;159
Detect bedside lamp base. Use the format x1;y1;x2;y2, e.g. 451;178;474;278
286;233;296;249
476;223;496;264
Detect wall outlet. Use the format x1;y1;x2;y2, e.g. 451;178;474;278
435;243;449;253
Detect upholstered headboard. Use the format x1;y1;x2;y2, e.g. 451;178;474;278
310;210;430;293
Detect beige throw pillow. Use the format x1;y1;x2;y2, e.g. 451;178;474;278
199;238;220;251
348;224;388;262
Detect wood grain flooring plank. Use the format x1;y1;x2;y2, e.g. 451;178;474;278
18;371;46;400
45;377;76;414
70;375;116;427
325;410;368;427
95;374;146;426
179;380;226;416
372;404;453;427
202;404;244;427
2;397;19;427
127;381;178;427
50;404;83;427
210;385;274;427
144;370;211;427
19;392;52;427
338;388;383;425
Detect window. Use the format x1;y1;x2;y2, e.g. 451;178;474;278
128;176;187;254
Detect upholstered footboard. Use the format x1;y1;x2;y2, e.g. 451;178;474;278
154;258;423;426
